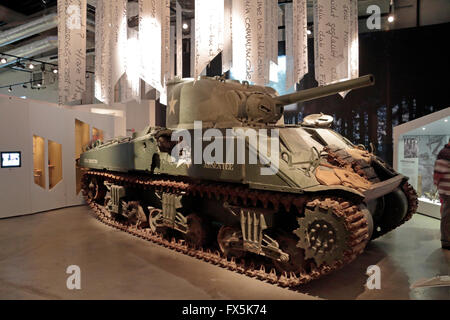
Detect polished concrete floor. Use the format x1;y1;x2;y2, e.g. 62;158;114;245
0;205;448;300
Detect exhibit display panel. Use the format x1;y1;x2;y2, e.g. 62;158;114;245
394;107;450;219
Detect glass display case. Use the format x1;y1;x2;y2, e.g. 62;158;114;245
393;107;450;219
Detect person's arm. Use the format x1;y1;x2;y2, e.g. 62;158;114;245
434;159;449;186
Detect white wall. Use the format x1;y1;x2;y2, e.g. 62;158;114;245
0;94;116;218
71;99;155;137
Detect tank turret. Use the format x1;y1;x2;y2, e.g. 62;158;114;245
166;75;374;128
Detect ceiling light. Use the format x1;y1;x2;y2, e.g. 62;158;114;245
445;119;448;122
28;63;34;69
37;83;41;87
8;86;12;92
388;15;395;23
307;29;312;35
182;23;189;30
53;68;58;74
0;57;6;64
422;127;426;130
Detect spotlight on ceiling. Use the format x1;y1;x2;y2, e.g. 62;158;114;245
28;63;35;69
182;23;189;30
307;29;312;35
53;68;58;74
0;57;7;64
388;15;395;23
8;86;12;92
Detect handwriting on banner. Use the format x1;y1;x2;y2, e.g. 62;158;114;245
194;0;224;78
232;0;273;85
58;0;86;104
314;0;358;97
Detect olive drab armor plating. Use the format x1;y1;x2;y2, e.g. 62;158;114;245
80;75;418;287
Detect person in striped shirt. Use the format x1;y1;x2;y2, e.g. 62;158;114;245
434;140;450;250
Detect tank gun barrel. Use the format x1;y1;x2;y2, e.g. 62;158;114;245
274;74;375;106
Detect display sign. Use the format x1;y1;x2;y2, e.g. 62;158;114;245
403;137;418;158
1;152;21;168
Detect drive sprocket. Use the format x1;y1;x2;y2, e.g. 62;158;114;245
294;197;369;267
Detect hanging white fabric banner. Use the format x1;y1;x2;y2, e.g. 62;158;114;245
139;0;170;99
161;0;171;104
190;18;195;78
194;0;224;79
271;0;278;64
285;3;294;89
349;0;359;81
58;0;87;104
222;0;233;73
122;1;141;103
232;0;271;85
170;25;175;80
94;0;127;104
110;0;128;88
176;1;183;78
286;0;308;89
314;0;358;97
265;0;278;68
94;0;111;104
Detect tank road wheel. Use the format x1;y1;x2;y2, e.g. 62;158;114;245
294;198;369;267
86;176;106;203
123;201;148;228
148;208;168;235
217;226;245;258
183;214;208;248
273;234;306;273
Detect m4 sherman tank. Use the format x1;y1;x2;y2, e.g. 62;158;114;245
80;75;418;287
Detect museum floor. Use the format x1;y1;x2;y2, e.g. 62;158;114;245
0;206;448;300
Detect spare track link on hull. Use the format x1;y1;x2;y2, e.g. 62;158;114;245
82;170;370;288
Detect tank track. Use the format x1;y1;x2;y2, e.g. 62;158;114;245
82;170;370;288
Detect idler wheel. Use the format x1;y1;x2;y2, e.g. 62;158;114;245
183;214;208;247
217;226;245;258
273;234;306;273
294;203;350;267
